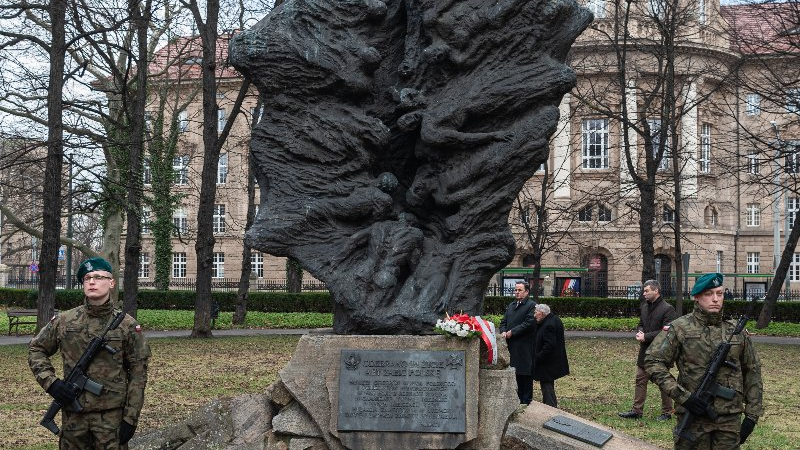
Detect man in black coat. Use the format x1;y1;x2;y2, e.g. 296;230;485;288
532;303;569;408
500;281;537;404
619;279;677;420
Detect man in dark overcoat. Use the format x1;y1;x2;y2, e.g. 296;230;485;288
619;279;677;420
500;281;537;404
532;303;569;408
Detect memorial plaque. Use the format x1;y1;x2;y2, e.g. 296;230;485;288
543;415;613;447
337;349;466;433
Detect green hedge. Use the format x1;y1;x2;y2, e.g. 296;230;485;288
3;288;799;322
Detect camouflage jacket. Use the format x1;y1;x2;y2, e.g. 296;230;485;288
644;305;763;420
28;299;151;426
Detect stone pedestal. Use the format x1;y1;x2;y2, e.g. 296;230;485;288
277;333;517;450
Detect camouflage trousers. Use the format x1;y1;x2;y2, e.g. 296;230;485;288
59;408;127;450
674;413;741;450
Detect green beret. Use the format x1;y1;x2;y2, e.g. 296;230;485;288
76;256;113;283
691;272;724;296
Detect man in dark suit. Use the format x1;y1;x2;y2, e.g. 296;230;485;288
532;303;569;408
619;279;677;420
500;281;537;404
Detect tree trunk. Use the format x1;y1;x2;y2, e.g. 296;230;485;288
234;135;260;325
286;257;303;293
191;0;221;338
122;0;150;318
37;0;67;330
757;214;800;328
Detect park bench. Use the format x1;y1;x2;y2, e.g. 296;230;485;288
6;309;57;336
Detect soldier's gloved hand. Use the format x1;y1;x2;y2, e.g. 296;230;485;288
47;379;79;406
682;393;710;417
740;417;756;444
119;421;136;445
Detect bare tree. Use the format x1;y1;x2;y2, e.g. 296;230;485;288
715;1;800;327
570;0;736;312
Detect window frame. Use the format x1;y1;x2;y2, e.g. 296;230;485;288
699;123;711;173
746;203;760;227
139;253;150;279
581;119;610;169
213;204;226;233
746;252;760;274
172;252;187;278
745;93;761;116
212;252;225;278
173;155;189;186
217;153;228;185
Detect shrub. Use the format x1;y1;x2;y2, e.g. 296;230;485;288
1;288;798;322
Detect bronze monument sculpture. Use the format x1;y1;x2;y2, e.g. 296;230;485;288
230;0;592;334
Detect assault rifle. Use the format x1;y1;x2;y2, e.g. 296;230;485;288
674;313;749;443
40;310;126;435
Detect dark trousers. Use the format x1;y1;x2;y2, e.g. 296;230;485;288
515;374;533;404
633;366;673;415
539;380;558;408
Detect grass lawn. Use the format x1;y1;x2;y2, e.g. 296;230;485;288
1;335;797;450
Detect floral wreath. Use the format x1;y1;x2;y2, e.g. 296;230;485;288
434;312;497;364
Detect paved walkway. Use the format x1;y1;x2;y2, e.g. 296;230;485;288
3;328;799;346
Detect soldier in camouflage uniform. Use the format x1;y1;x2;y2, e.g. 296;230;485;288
29;257;151;449
644;273;763;450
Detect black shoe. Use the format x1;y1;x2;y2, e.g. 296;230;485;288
618;410;642;419
657;413;672;421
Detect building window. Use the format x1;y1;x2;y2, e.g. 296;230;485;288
139;253;150;278
173;155;189;185
578;204;593;222
787;144;800;173
217;153;228;184
649;119;671;171
173;208;188;235
172;252;187;278
649;0;665;18
212;252;225;278
789;197;799;229
582;119;609;169
598;205;612;222
143;158;152;185
520;207;531;225
663;205;675;224
217;108;226;132
747;252;760;274
178;109;188;132
699;123;711;173
745;93;761;116
786;89;800;113
716;251;723;273
213;204;226;233
746;203;760;227
251;252;264;278
586;0;606;19
791;253;800;282
141;207;151;234
698;0;706;24
747;152;760;175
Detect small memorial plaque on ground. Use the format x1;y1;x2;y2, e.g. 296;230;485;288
337;349;466;433
543;415;613;447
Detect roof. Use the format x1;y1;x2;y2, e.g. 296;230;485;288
722;2;800;55
149;33;241;80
